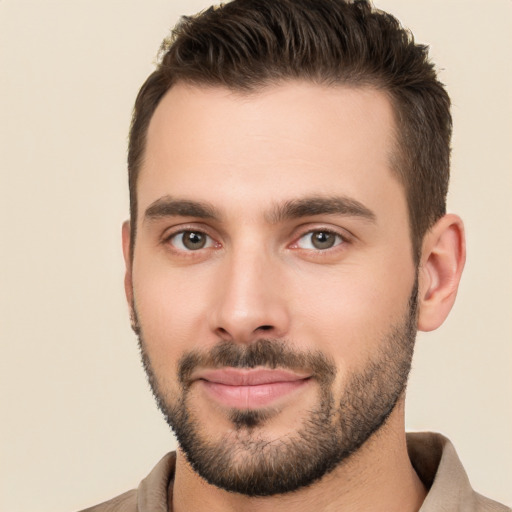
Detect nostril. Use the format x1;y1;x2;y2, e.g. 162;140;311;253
257;325;273;331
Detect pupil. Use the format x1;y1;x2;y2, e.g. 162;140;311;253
313;232;335;249
184;232;205;250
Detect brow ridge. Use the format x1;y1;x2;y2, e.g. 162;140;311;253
266;196;376;223
143;194;376;225
144;196;220;221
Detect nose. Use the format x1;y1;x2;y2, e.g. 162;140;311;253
208;246;290;344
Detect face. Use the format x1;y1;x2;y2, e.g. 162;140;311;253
125;82;419;495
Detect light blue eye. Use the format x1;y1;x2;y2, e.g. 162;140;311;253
297;231;343;250
170;231;214;251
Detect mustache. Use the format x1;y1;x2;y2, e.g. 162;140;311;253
178;338;337;388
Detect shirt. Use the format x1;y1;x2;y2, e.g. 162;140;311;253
79;432;511;511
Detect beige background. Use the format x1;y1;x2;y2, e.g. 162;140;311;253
1;1;511;510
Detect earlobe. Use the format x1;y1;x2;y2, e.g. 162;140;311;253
122;220;133;307
417;214;466;332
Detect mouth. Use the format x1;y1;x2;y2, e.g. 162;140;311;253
192;368;312;409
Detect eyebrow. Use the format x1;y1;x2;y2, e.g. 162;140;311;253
144;196;221;221
266;196;376;224
143;194;376;224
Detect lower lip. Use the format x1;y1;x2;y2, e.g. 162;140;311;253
200;379;310;409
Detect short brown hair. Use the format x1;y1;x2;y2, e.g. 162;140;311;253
128;0;451;260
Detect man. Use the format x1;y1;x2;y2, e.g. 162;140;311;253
82;0;509;510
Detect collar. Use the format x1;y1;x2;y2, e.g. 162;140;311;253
134;432;508;511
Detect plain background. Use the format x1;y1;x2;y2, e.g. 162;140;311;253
1;1;511;510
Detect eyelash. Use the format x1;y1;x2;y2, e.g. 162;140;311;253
292;229;346;251
164;228;218;253
162;226;350;254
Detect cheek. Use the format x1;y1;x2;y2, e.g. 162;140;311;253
132;262;210;368
291;255;415;366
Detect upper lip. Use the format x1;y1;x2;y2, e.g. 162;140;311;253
192;368;310;386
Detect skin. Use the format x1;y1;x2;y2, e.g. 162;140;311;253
122;82;465;512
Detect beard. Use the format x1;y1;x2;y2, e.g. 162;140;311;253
134;280;418;497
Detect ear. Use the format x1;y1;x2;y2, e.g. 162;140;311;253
417;214;466;332
122;220;134;307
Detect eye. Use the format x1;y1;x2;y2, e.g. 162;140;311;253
168;230;215;251
296;230;344;250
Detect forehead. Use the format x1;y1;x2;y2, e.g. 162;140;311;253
139;81;403;220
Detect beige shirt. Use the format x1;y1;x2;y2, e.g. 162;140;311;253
79;432;510;512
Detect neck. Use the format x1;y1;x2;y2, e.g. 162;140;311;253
172;402;426;512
